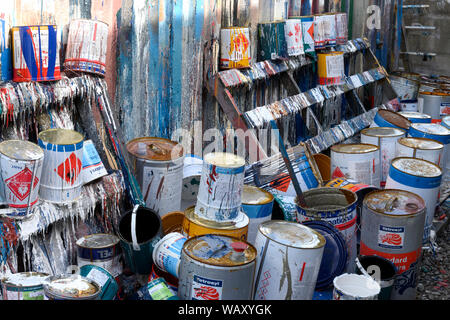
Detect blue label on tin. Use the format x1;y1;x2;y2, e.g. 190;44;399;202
241;201;273;219
207;164;244;175
297;202;357;219
38;139;84;152
78;246;117;261
297;155;319;190
388;165;442;189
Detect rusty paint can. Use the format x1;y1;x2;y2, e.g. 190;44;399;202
284;19;304;56
152;232;188;278
1;272;48;300
38;129;84;203
361;127;407;188
253;220;325;300
317;52;345;85
370;109;412;131
64;19;109;76
397;111;432;124
11;25;61;82
330;143;381;187
126;137;184;218
178;234;257;300
161;211;185;234
195;152;245;222
241;185;274;245
0;140;44;217
220;27;251;69
360;189;426;300
385;158;442;244
43;275;101;300
182;206;249;241
396;137;444;167
300;16;315;54
335;12;348;45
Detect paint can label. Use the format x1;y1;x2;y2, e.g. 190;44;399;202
220;28;251;69
78;255;122;278
4;287;45;300
153;233;187;278
378;225;404;249
191;275;222;300
147;278;177;300
85;267;110;288
284;19;304;56
301;18;315;53
441;103;450;117
81;140;108;184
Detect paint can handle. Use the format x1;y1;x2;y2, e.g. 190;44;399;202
131;204;141;251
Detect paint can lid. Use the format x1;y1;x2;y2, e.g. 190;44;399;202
411;123;450;136
0;140;44;161
377;109;411;130
364;189;425;216
2;272;49;287
242;185;274;205
126;137;184;161
204;152;245;168
44;275;100;299
398;137;444;150
38;128;84;145
76;233;120;249
302;221;347;290
391;157;442;178
183;234;256;267
397;111;432;120
361;127;406;138
331;143;379;154
442;116;450;128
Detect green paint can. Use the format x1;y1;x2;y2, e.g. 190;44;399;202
79;265;119;300
258;22;288;61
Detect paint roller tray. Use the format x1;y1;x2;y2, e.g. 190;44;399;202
302;220;348;290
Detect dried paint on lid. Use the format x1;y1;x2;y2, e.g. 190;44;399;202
242;185;274;205
184;206;249;229
331;143;379;154
38;129;84;145
398;111;431;120
398;137;444;150
258;220;326;249
2;272;49;287
361;127;406;138
392;158;442;178
204;152;245;168
126;137;184;161
76;233;120;249
0;140;44;161
183;234;256;267
411;123;450;136
364;189;425;216
44;275;100;299
378;109;411;130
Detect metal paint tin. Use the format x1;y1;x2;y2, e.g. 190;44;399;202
330;143;381;187
361;127;407;188
161;211;185;234
79;265;119;300
81;139;108;184
152;232;188;278
38;129;84;203
370;109;412;131
295;188;358;272
399;99;418;112
149;263;179;294
64;19;109;76
390;74;419;101
317;52;345;85
0;140;44;217
335;13;348;45
253;220;325;300
300;16;315;54
396;137;444;167
333;273;380;300
241;185;274;245
1;272;48;300
126;137;184;218
284;19;304;56
178;234;257;300
385;158;442;244
220;27;251;69
313;15;327;48
76;233;122;278
44;275;101;300
360;189;426;300
11;25;61;82
118;206;164;275
195;152;245;222
419;91;450;120
258;22;288;60
324;13;337;46
397;111;432;124
182;206;249;241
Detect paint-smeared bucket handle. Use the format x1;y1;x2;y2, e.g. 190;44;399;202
131;204;140;251
355;256;372;279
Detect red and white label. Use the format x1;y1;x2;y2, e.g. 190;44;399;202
54;152;82;185
5;167;39;202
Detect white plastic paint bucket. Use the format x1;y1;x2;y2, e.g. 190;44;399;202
152;232;188;278
333;273;380;300
396;137;444;167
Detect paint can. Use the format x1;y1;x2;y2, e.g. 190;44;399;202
1;272;48;300
370;109;411;131
81;139;108;184
295;188;358;272
76;233;123;278
324;13;337;46
360;189;426;300
258;22;288;60
220;27;251;69
43;275;101;300
273;0;289;21
38;129;84;203
355;255;397;300
442;115;450;130
64;19;109;76
253;220;325;300
152;232;188;278
335;13;348;45
182;206;249;241
317;52;345;85
312;153;331;182
118;205;164;275
284;19;304;56
333;273;380;300
360;127;407;188
313;15;327;49
396;137;444;167
300;16;315;54
419;91;450;120
149;263;179;294
385;158;442;245
195;152;245;222
126;137;184;218
0;140;44;217
241;185;274;245
390;74;419;101
79;265;119;300
11;25;61;82
399;99;418;112
161;211;185;234
397;111;432;124
330;143;381;187
178;234;257;300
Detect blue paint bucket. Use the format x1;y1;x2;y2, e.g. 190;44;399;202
79;265;119;300
118;205;164;274
397;111;432;123
303;220;348;290
370;109;411;131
